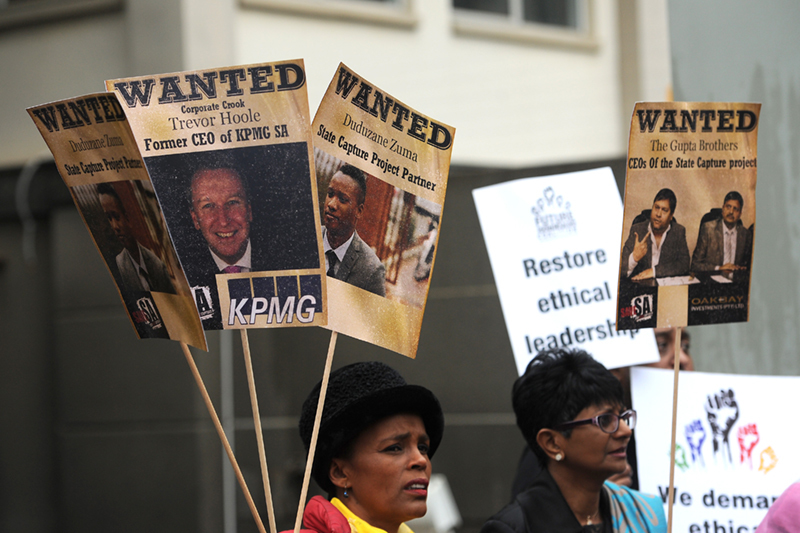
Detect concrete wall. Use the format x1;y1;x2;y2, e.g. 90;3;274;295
0;0;187;167
668;0;800;377
51;207;225;532
0;222;56;532
0;199;227;531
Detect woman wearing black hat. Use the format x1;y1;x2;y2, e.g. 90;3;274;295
297;361;444;533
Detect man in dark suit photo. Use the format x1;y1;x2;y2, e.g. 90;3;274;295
621;188;690;281
182;164;266;329
322;164;386;297
691;191;751;273
189;166;254;274
97;182;175;294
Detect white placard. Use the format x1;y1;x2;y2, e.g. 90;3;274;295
632;367;799;533
473;168;659;374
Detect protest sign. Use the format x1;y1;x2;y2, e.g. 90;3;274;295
107;60;326;331
631;367;797;533
28;93;206;349
311;63;455;357
473;168;659;374
617;103;760;329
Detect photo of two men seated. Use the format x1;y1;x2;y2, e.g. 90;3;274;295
620;187;752;284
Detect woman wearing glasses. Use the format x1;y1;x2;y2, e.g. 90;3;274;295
482;348;666;533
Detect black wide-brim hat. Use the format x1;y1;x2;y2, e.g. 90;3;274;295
299;361;444;495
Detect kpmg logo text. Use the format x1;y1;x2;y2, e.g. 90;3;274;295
225;274;322;327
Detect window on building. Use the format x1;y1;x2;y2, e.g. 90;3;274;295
454;0;578;28
453;0;594;48
0;0;122;30
241;0;416;27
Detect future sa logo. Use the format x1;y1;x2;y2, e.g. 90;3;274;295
620;294;653;322
530;186;576;241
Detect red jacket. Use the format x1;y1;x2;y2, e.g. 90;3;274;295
286;496;352;533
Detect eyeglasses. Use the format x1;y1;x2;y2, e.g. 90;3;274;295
554;409;637;434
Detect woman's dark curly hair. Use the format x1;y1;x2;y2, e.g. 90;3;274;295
512;348;624;467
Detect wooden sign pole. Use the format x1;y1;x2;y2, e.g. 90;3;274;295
666;327;682;533
240;330;278;533
293;331;338;533
180;342;267;533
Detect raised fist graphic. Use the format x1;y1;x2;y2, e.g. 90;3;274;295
758;447;778;474
705;389;739;465
737;423;759;468
685;419;706;466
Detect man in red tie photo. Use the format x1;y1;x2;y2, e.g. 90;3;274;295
190;166;253;274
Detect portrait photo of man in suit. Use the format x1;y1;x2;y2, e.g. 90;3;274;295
621;187;690;281
322;164;386;297
180;161;292;329
97;182;176;294
691;191;751;274
189;166;254;274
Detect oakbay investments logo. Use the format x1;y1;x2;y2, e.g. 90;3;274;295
531;186;576;241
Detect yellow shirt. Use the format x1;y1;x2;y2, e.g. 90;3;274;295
330;498;414;533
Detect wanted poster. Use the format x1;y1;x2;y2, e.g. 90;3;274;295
312;63;454;357
106;60;326;331
473;168;659;375
616;103;760;329
632;367;797;533
28;93;206;349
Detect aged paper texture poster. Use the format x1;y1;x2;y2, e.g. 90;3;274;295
28;93;206;349
617;103;760;329
107;60;326;331
312;63;455;357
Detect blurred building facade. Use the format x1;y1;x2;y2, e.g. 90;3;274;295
0;1;675;532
